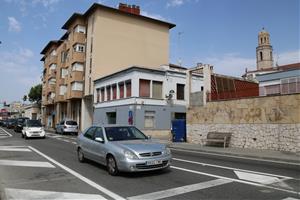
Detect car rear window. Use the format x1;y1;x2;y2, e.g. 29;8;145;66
66;121;77;125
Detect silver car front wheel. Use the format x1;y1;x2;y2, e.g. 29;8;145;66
107;156;118;176
77;148;85;163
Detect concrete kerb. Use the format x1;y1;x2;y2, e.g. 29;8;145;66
0;181;6;200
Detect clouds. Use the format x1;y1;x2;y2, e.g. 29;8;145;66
141;11;166;21
275;50;300;66
167;0;184;8
8;17;21;32
0;47;41;102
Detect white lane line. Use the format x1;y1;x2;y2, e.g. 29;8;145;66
0;147;31;152
0;128;12;137
171;166;300;195
5;188;107;200
171;148;300;166
234;170;280;184
72;142;77;145
28;146;125;200
282;198;300;200
173;157;292;179
47;135;62;138
0;160;55;168
127;179;232;200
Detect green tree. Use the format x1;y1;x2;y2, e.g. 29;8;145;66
23;95;27;102
28;84;42;104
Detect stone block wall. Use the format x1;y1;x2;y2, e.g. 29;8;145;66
187;94;300;152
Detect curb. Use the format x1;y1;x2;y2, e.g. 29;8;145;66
170;146;300;166
0;182;6;200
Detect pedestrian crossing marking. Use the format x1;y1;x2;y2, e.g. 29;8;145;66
5;188;108;200
0;147;31;152
0;160;55;168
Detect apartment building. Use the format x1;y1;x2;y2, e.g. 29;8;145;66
41;3;175;129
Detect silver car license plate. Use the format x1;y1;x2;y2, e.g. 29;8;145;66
146;160;162;165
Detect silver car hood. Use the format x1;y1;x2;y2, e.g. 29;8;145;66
113;140;165;154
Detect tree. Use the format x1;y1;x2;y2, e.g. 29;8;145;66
23;95;27;102
28;84;42;104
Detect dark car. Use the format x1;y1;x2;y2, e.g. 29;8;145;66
0;120;3;126
7;118;17;129
14;117;30;132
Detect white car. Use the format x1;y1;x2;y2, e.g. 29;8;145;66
22;120;45;139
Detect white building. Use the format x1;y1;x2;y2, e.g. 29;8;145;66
93;65;203;138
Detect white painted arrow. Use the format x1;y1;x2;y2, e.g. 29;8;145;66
234;170;280;184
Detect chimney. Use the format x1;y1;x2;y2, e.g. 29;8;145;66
118;3;140;15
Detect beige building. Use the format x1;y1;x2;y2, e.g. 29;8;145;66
41;3;175;129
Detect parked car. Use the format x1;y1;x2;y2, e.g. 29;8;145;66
56;120;78;135
1;119;8;127
7;118;17;129
14;117;30;132
22;119;45;139
0;120;3;126
77;125;172;176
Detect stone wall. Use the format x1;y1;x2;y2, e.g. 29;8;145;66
187;94;300;152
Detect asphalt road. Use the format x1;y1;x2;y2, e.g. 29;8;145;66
0;127;299;200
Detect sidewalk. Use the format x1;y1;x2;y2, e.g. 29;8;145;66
167;142;300;165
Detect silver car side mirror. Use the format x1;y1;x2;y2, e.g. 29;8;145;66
95;137;104;143
147;135;152;139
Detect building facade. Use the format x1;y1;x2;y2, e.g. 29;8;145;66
93;65;203;136
41;3;175;130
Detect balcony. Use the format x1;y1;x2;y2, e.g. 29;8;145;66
67;90;83;100
46;55;58;65
72;32;86;44
72;52;85;62
48;70;56;79
47;84;56;93
56;95;67;102
69;71;83;83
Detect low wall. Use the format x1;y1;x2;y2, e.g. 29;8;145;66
187;94;300;152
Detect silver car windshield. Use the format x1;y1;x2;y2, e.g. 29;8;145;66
105;126;147;141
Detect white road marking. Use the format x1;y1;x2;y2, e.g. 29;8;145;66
0;128;12;137
28;146;126;200
127;179;232;200
0;160;55;168
234;170;280;184
5;188;107;200
173;157;292;179
0;147;31;152
171;166;299;195
282;198;300;200
72;142;77;145
171;148;300;166
47;135;62;138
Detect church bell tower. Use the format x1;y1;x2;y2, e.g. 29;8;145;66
256;28;274;70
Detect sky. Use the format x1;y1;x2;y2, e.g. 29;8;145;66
0;0;299;103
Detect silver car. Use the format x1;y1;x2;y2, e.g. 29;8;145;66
77;125;172;175
56;120;78;135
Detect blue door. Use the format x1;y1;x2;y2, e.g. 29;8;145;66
171;119;186;142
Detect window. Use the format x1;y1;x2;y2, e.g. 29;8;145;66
59;85;67;95
84;127;96;140
152;81;163;99
61;68;68;78
101;88;105;102
61;50;69;63
126;81;131;97
106;112;116;124
139;79;150;97
48;78;56;85
50;49;57;56
177;84;185;100
106;86;111;101
119;82;124;98
49;63;57;71
74;25;86;34
112;85;117;100
71;82;83;91
94;127;104;139
260;52;263;61
281;77;300;94
72;62;84;71
144;111;155;128
73;44;85;53
96;89;100;103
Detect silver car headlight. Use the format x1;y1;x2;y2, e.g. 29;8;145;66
124;150;139;160
164;147;171;155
